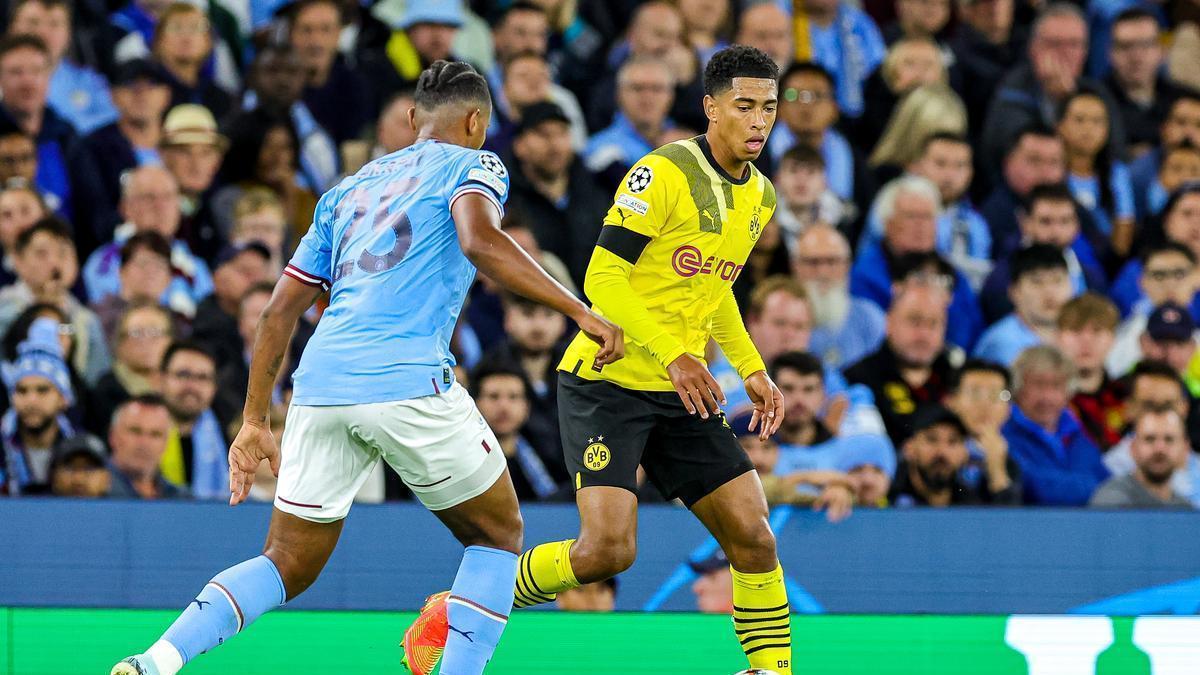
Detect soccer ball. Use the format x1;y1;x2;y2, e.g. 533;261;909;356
732;670;780;675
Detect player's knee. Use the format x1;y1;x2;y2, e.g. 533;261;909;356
724;524;778;573
481;510;525;555
263;547;324;600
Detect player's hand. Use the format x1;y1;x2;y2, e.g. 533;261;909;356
577;310;625;369
667;353;725;419
228;419;280;506
744;370;784;441
814;483;854;523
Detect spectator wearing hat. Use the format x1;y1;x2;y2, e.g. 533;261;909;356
91;231;181;342
689;550;733;614
506;101;607;291
973;244;1073;367
69;58;172;256
106;393;187;500
890;404;1021;506
584;56;677;192
288;0;371;146
364;0;466;100
1103;361;1200;507
160;104;228;262
0;35;78;222
149;3;234;120
1056;294;1127;451
1107;243;1200;378
834;438;895;507
1090;407;1194;509
242;44;339;194
1139;301;1200;397
82;165;213;316
8;0;117;135
0;217;109;385
48;432;112;497
1002;344;1108;505
191;242;272;370
0;316;75;495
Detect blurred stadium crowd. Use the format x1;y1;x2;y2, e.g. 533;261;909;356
1;0;1199;514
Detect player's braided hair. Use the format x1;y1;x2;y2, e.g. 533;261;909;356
414;60;491;110
703;45;779;97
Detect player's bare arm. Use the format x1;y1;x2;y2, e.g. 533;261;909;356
451;192;624;367
228;275;322;506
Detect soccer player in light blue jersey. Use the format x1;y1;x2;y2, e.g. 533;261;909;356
112;61;623;675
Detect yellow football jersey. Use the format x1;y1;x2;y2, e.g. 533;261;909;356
559;135;777;391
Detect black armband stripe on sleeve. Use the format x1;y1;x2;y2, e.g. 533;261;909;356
597;225;652;265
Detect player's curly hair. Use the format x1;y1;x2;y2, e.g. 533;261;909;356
703;45;779;97
414;60;491;110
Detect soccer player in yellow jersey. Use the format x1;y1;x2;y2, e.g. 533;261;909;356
404;45;792;675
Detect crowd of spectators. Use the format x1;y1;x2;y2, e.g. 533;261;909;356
1;0;1199;515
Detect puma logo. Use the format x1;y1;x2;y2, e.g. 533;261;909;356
448;624;475;642
191;599;211;611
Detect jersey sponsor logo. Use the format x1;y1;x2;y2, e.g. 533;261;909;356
584;437;611;471
627;165;653;193
479;152;507;177
671;245;745;281
467;168;507;194
616;193;649;215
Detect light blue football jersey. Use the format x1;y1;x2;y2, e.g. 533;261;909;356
285;139;510;405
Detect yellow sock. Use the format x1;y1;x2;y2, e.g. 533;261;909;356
513;539;579;609
731;564;792;675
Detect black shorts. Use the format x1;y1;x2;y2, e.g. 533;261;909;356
558;372;754;508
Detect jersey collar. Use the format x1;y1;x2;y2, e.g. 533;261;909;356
694;135;751;186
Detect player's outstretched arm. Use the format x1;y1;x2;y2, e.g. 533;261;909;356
228;275;322;506
452;192;624;366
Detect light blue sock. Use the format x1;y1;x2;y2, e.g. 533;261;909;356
440;546;519;675
161;555;287;664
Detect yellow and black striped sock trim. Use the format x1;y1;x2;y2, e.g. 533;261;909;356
513;550;555;608
733;604;791;655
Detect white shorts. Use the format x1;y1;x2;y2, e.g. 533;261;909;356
274;383;507;521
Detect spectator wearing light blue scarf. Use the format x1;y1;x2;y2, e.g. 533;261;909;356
0;317;75;495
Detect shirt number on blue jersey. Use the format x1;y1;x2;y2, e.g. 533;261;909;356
334;179;417;281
